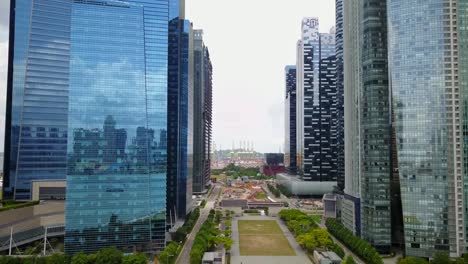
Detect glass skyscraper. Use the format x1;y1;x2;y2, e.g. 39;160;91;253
296;18;338;188
335;0;345;192
192;30;212;194
64;0;169;254
284;65;297;175
167;17;193;221
388;0;465;257
3;0;71;200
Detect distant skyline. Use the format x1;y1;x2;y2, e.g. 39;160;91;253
186;0;335;153
0;0;336;154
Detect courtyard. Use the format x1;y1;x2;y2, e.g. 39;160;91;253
238;220;295;256
230;215;311;264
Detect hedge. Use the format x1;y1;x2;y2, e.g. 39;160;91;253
325;218;383;264
0;200;40;212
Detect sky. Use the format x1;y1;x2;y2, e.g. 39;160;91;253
0;0;336;154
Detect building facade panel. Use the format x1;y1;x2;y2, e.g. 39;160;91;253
65;0;168;254
285;65;297;174
388;0;464;257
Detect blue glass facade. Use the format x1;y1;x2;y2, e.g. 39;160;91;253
64;0;168;254
167;18;193;222
4;0;71;200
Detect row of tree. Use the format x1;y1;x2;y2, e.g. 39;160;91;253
325;218;383;264
189;210;233;264
267;184;281;198
398;252;468;264
0;247;146;264
279;210;344;258
158;208;201;264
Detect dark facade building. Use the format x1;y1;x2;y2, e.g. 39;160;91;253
264;153;284;166
296;18;337;184
167;16;193;221
192;30;212;194
284;66;297;174
203;47;213;192
335;0;345;192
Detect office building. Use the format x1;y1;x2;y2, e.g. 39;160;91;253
192;30;212;194
203;47;213;194
335;0;344;192
342;0;362;238
284;66;297;174
167;17;194;222
296;18;337;188
388;0;465;257
3;0;71;200
358;0;393;252
63;0;169;254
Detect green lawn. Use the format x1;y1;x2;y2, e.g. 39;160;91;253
238;220;296;256
311;214;322;224
254;192;267;200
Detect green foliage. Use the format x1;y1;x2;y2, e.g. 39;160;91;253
0;200;40;212
158;242;180;264
431;252;451;264
397;257;429;264
71;252;88;264
189;210;233;264
296;229;333;253
267;184;281;198
326;218;383;264
277;185;292;198
93;247;123;264
343;256;357;264
46;254;69;264
174;208;200;243
279;209;318;236
200;200;207;208
122;253;147;264
331;243;345;258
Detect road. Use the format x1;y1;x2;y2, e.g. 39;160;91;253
175;185;221;264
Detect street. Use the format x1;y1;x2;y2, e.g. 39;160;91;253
175;185;221;264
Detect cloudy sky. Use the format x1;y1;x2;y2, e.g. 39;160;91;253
0;0;335;154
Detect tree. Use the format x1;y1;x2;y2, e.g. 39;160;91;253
71;252;89;264
344;256;356;264
94;247;123;264
397;257;429;264
122;253;147;264
431;252;450;264
46;254;69;264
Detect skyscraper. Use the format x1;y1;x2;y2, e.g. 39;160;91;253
335;0;345;192
3;0;71;200
192;30;212;194
284;65;297;174
167;17;194;221
359;0;392;253
64;0;169;254
388;0;465;257
342;0;362;238
296;18;337;192
203;47;213;193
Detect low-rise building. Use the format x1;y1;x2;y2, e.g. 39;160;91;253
202;250;225;264
313;251;342;264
